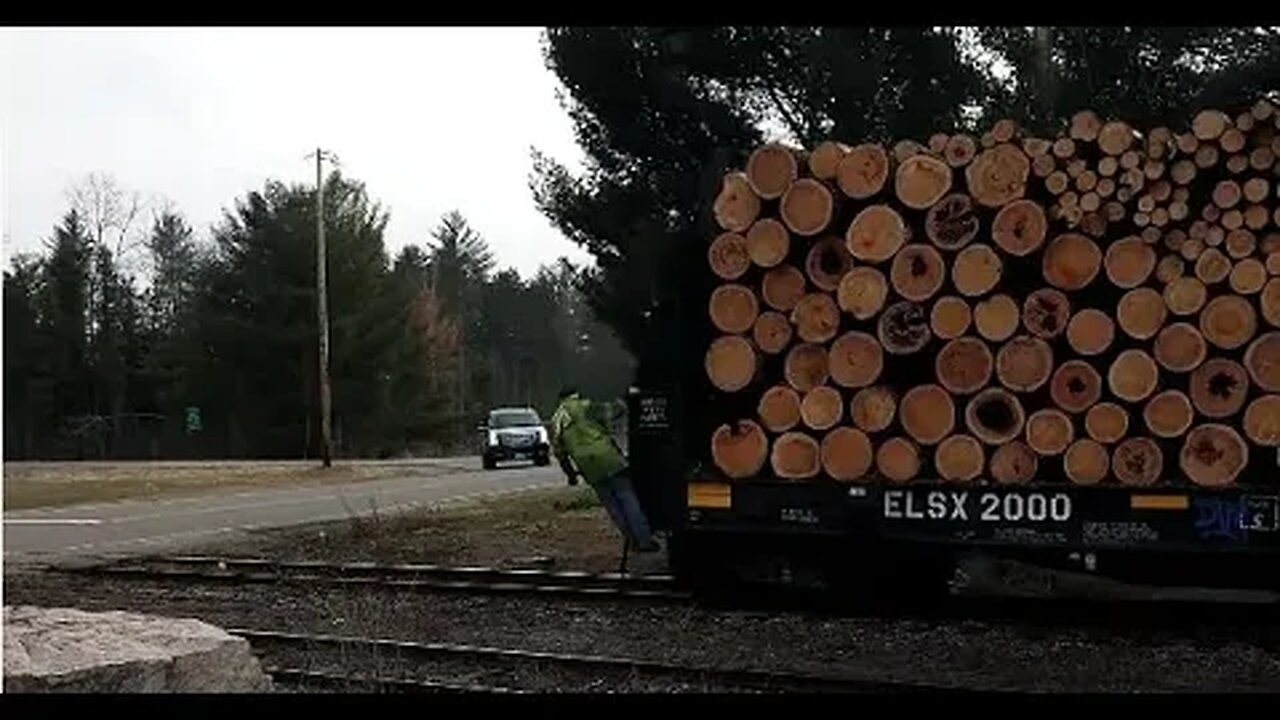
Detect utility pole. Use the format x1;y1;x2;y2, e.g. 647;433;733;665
309;148;338;467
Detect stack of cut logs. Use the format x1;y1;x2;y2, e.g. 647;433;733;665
707;97;1280;488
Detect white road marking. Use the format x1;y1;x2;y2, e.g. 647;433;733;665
5;518;102;526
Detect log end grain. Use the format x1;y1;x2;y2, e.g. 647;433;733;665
711;420;768;479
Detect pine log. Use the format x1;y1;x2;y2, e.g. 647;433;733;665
1053;137;1077;160
1250;147;1275;171
990;441;1038;485
1226;154;1250;174
1085;402;1129;444
1245;331;1280;392
709;284;760;334
1052;359;1104;414
928;133;951;154
713;172;761;232
791;293;840;344
746;218;790;268
1244;395;1280;446
1200;295;1258;350
828;331;884;389
706;335;757;392
1244;205;1270;230
1098;121;1135;156
1117;287;1168;341
847;204;908;262
900;384;956;446
1176;132;1199;155
966;387;1026;445
1104;236;1156;288
924;194;980;250
1042;233;1102;290
1023;137;1052;158
1046;171;1070;195
1195;145;1220;169
1171;160;1197;185
1113;437;1163;487
1108;349;1159;403
1144;390;1194;438
1203;203;1222;223
974;294;1021;342
1098;156;1119;177
1070;110;1103;142
1213;180;1243;209
784;343;829;393
930;296;972;339
1143;160;1166;182
800;386;844;431
752;311;794;355
944;134;978;168
992;199;1048;256
1224;210;1246;232
711;420;768;479
895;154;953;210
878;301;932;355
1253;99;1276;121
821;427;874;481
1189;358;1250;418
1140;226;1163;247
1121;152;1142;172
808;141;851;182
837;143;890;199
966;144;1030;208
762;265;806;312
997;335;1054;392
1077;170;1099;193
935;434;985;482
1195;247;1232;285
936;337;994;394
1230;258;1267;295
894;139;928;163
1032;153;1056;178
1166;228;1190;251
1150;207;1170;227
1180;424;1248;487
772;431;821;480
709;232;750;280
1067;159;1087;180
758;385;802;433
875;437;920;483
953;244;1003;297
1235;113;1255;133
804;235;853;291
780;179;835;237
991;119;1019;144
837;266;889;320
1147;127;1173;159
1243;178;1270;204
1066;308;1115;356
1064;439;1110;485
1080;192;1101;213
1193;109;1231;141
1026;408;1074;456
1163;276;1207;316
1023;288;1071;339
851;385;897;433
1156;255;1186;285
1226;228;1258;258
890;244;946;302
1154;322;1208;373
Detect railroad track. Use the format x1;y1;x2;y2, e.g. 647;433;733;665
59;555;689;601
235;627;958;693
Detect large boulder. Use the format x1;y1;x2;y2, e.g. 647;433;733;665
3;606;272;693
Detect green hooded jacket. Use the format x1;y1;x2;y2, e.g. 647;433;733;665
549;394;626;487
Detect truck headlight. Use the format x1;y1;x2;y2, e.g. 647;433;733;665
537;428;549;444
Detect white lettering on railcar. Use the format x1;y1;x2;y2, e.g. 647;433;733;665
884;490;1072;523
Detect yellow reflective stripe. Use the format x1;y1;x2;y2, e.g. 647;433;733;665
687;482;732;509
1130;494;1189;510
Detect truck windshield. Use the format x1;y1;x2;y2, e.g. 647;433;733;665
490;411;540;428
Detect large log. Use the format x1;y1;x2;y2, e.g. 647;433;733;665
1066;309;1115;356
931;296;972;339
821;427;874;481
1194;247;1232;285
878;301;932;355
990;441;1038;485
1051;359;1104;414
936;337;994;394
966;387;1026;445
791;292;841;344
808;141;850;182
953;244;1004;297
746;218;790;268
1042;233;1102;290
1180;424;1248;487
709;232;750;280
713;172;761;232
851;385;897;433
772;431;821;479
966;143;1030;208
837;267;889;320
890;244;946;302
900;384;956;446
1108;349;1159;403
746;143;800;200
1098;121;1135;156
761;265;806;312
1117;287;1168;340
1193;109;1230;141
1225;228;1258;259
991;199;1048;256
752;311;794;355
711;420;768;478
1245;332;1280;392
1244;395;1280;446
1262;279;1280;327
784;343;830;393
847;204;908;262
837;143;890;199
1144;390;1194;438
758;385;802;433
935;434;985;482
1103;236;1156;288
800;386;844;431
781;179;835;237
1200;295;1258;350
706;335;757;392
1189;358;1250;418
1230;258;1267;295
1022;288;1071;339
709;284;760;334
1064;439;1110;485
875;437;921;482
1113;437;1163;487
895;154;953;209
1154;322;1207;373
829;331;884;389
1070;110;1103;142
1085;402;1129;444
997;335;1053;392
1026;408;1074;456
924;194;980;250
804;235;853;292
974;294;1021;342
1163;276;1207;316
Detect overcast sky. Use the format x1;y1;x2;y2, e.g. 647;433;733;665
1;27;592;278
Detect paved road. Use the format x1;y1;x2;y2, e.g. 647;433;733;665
3;457;563;565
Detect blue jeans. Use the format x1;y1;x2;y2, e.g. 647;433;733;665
593;469;656;551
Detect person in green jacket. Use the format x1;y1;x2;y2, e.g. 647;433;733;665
549;387;658;552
